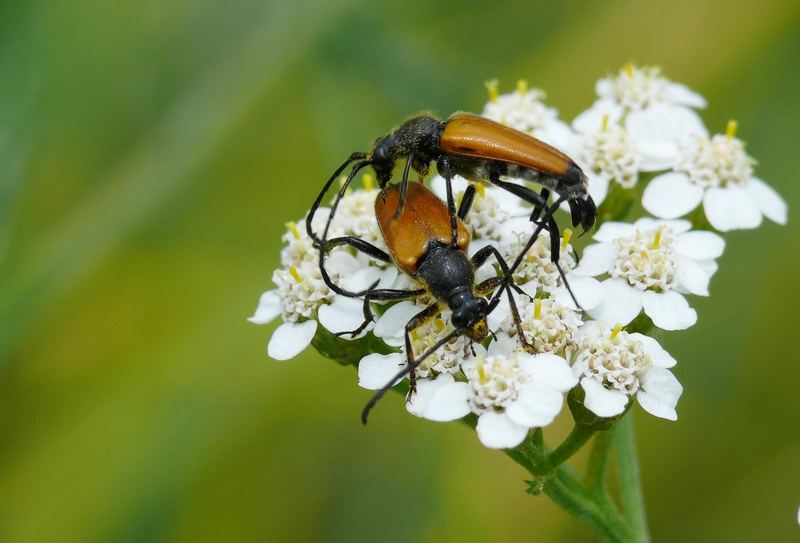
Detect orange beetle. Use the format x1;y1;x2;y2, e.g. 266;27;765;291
339;182;532;423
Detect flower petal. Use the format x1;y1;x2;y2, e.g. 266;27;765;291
521;352;578;391
373;301;422;339
358;352;405;390
248;290;282;325
536;120;579;156
505;381;564;428
267;320;317;361
581;378;628;418
476;412;529;449
552;275;603;311
694;258;718;279
629;333;677;368
637;140;679;171
674;231;725;259
593;221;636;242
641;290;697;330
488;332;518;357
573;99;623;134
318;295;369;337
587;278;643;326
586;171;610;206
375;266;399;290
634;217;692;233
326;250;362;275
486;295;512;332
641;172;704;219
748;178;788;225
664;82;707;108
626;103;707;146
675;256;711;296
498;217;532;246
703;186;762;231
637;367;683;420
573;242;616;277
406;374;470;421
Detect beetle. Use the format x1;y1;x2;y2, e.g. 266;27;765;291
321;180;539;423
305;112;596;296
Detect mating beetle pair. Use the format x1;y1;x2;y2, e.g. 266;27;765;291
305;112;596;422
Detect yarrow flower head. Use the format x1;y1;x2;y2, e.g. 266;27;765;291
482;79;577;153
249;201;397;360
574;218;724;330
573;321;682;420
501;230;602;313
498;296;582;357
642;121;788;231
574;64;708;177
462;343;577;448
573;115;678;204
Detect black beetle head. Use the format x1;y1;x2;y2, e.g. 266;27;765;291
451;296;489;336
371;135;395;185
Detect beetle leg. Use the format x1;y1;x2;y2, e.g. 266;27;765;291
457;184;476;220
402;303;442;394
487;173;548;208
391;152;415;221
543;211;582;310
437;156;460;245
474;275;503;296
530;188;551;223
323;236;392;264
361;317;465;424
471;245;535;353
306;152;368;245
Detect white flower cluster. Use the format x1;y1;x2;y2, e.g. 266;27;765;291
251;64;787;449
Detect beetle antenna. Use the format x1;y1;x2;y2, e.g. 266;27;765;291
306;152;367;245
361;326;465;424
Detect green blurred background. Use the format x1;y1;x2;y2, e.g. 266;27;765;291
1;0;798;541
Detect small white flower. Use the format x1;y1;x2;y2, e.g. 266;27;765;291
401;334;577;449
498;297;582;357
500;230;603;312
574;218;725;330
430;175;530;247
482;79;577;153
574;64;707;162
250;204;396;361
572;117;680;204
462;339;577;448
642;123;788;231
573;321;682;420
357;322;478;423
598;64;706;112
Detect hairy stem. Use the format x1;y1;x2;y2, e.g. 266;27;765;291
615;415;651;542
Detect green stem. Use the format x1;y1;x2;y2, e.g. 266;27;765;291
585;430;614;494
501;427;630;543
544;469;631;543
547;424;596;469
615;415;651;543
